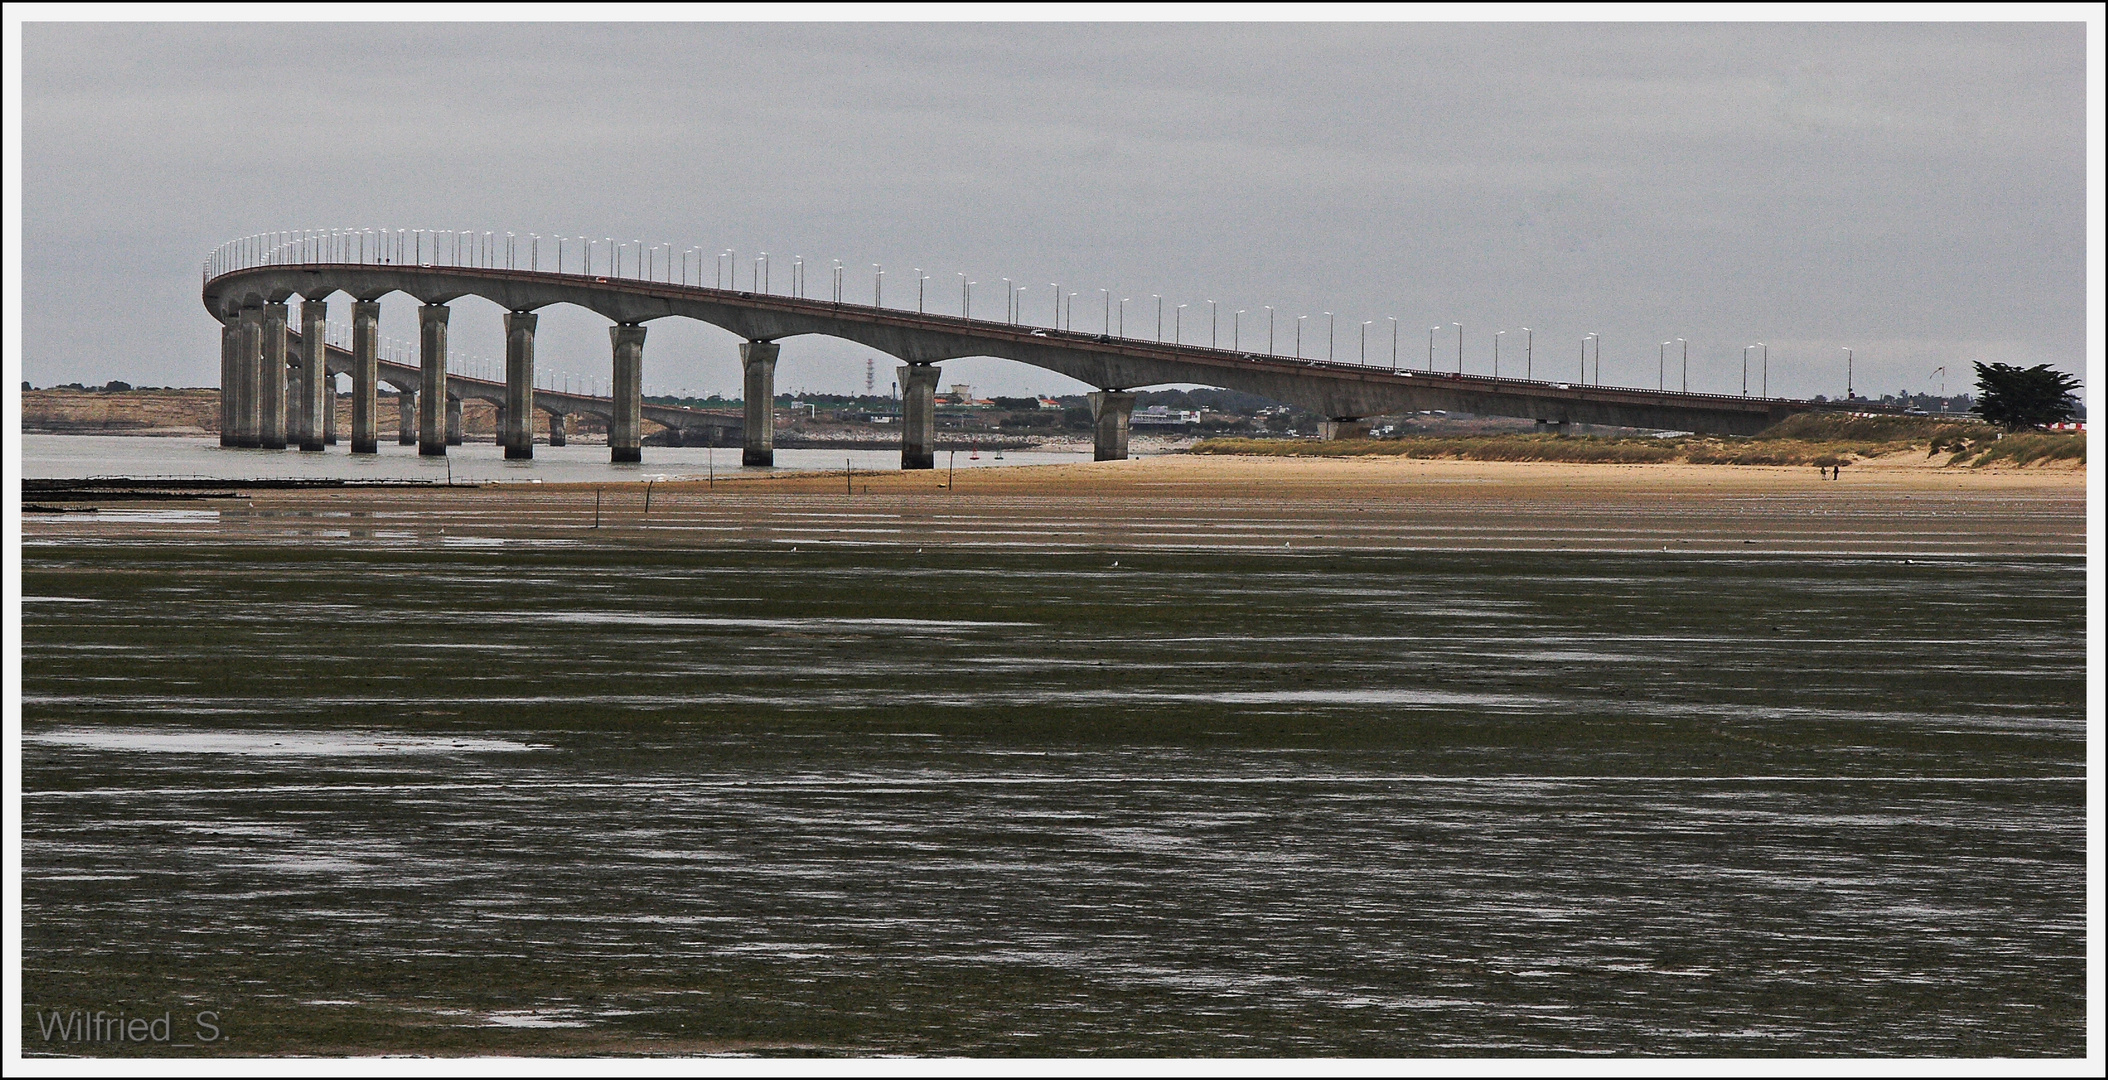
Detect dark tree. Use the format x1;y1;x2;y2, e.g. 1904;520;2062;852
1971;362;2080;431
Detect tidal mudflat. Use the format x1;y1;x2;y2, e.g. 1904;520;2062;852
19;464;2087;1056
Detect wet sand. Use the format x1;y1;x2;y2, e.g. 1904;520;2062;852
28;453;2085;557
20;452;2087;1055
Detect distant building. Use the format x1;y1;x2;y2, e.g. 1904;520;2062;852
1131;405;1201;427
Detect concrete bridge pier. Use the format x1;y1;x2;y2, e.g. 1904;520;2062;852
351;300;381;454
235;305;263;447
285;336;305;448
445;394;464;446
323;375;338;445
397;389;418;445
418;303;449;456
504;311;537;459
1319;418;1370;441
219;319;238;447
1536;418;1570;436
259;302;290;449
545;410;567;447
1088;390;1137;462
298;298;328;451
609;323;646;463
898;363;940;469
741;339;779;467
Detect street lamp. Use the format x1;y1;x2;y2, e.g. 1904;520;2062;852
1209;300;1218;348
1659;341;1670;391
1120;298;1128;337
1842;347;1853;399
1266;306;1275;355
917;270;926;313
1361;321;1372;365
1429;327;1439;371
1584;333;1597;383
1743;345;1753;396
1326;313;1336;361
1104;289;1113;335
1296;314;1307;358
873;264;883;307
1677;338;1688;393
1388;317;1399;372
1234;310;1245;351
1152;295;1162;340
960;273;970;317
1520;327;1533;381
1494;330;1505;378
1758;342;1768;398
1002;278;1013;321
1452;323;1463;373
1176;304;1187;345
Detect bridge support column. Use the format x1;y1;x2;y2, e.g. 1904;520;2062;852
898;363;940;470
286;325;307;448
299;298;328;451
351;300;380;454
741;339;778;467
446;394;464;446
609;323;646;463
398;390;418;445
259;302;290;449
546;411;567;447
1536;418;1570;437
219;319;237;447
235;306;262;447
323;373;338;445
418;303;449;456
1319;418;1370;441
1088;389;1137;462
504;311;537;459
237;306;264;448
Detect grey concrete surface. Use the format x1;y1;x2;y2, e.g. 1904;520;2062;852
418;303;449;456
899;363;941;470
259;302;289;450
1088;390;1136;462
741;339;779;467
352;300;381;455
504;310;537;460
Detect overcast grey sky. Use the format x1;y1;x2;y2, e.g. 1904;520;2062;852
18;19;2090;404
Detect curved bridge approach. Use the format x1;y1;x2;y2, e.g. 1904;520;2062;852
203;230;1868;467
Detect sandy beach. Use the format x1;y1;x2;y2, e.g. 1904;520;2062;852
28;453;2085;557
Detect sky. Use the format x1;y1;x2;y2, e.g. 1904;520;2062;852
13;15;2095;406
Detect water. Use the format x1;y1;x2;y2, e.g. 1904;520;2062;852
19;541;2085;1056
21;434;1092;483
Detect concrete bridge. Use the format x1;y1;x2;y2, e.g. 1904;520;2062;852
203;229;1882;466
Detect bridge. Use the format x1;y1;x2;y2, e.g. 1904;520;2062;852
203;229;1879;467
